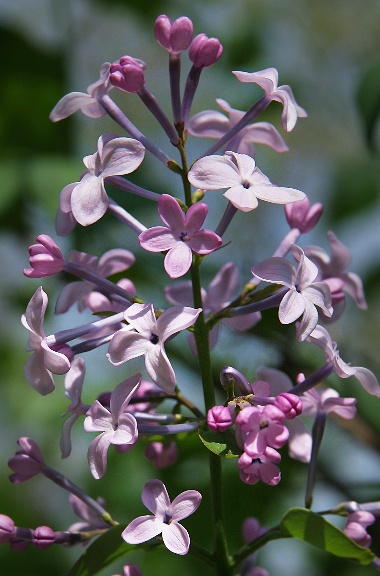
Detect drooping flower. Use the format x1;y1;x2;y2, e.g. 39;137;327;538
107;302;201;392
8;437;45;483
233;67;307;131
188;151;305;212
251;245;332;341
67;494;109;533
84;374;141;479
139;194;222;278
69;134;145;226
300;387;357;420
122;479;201;555
21;287;72;395
305;324;380;397
285;197;324;234
60;358;87;458
24;235;65;278
189;98;289;155
50;62;111;121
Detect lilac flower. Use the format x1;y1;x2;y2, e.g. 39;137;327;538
21;287;72;395
84;374;141;479
107;302;201;393
69;134;145;226
60;358;87;458
189;98;289;155
300;387;357;420
24;235;64;278
50;62;111;121
55;248;136;315
145;441;178;469
304;231;367;310
139;194;222;279
189;33;223;68
8;437;45;483
110;56;146;93
233;67;307;131
236;405;289;458
67;494;109;532
122;479;201;555
154;15;194;53
237;451;281;486
188;151;305;212
344;511;375;548
251;245;333;341
306;324;380;397
207;405;234;432
0;515;15;543
32;526;55;549
165;262;261;350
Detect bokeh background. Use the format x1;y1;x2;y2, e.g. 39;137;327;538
1;0;380;575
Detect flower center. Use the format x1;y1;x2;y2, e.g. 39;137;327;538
150;333;159;344
179;231;189;242
242;180;250;189
164;513;172;524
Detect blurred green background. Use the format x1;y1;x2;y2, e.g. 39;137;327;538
1;0;380;574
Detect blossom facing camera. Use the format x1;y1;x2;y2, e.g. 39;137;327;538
122;479;202;555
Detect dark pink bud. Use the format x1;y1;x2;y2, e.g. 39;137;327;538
207;405;233;432
8;437;45;483
274;393;302;419
145;441;178;469
32;526;55;549
285;198;323;233
154;15;193;52
0;515;15;543
110;57;145;93
189;33;223;68
24;234;64;278
242;517;268;545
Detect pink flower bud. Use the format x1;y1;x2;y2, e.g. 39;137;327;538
154;15;193;53
344;511;375;548
285;198;323;233
145;441;178;469
242;516;268;544
189;34;223;68
8;437;45;483
110;57;145;93
24;234;64;278
32;526;55;549
0;515;15;543
274;393;302;419
207;405;233;432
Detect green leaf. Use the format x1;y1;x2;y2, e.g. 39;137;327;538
67;525;133;576
198;428;240;458
356;58;380;150
280;508;375;565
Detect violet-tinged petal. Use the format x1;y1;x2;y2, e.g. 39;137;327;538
189;109;230;138
107;330;148;366
162;522;190;555
184;202;208;233
123;516;163;544
154;15;193;53
252;257;295;287
224;185;259;212
50;93;105;121
101;138;145;177
55;281;92;314
87;431;114;479
295;297;319;341
84;401;115;433
24;351;56;395
111;413;138;445
142;479;171;516
188;155;242;189
97;248;135;277
189;34;223;68
164;242;192;278
125;303;157;337
156;306;201;341
353;367;380;397
144;342;176;393
279;289;306;324
139;226;179;252
110;373;141;418
40;339;71;374
164;281;195;306
70;177;109;226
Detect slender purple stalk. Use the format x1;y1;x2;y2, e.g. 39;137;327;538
228;288;287;317
305;411;326;509
106;175;161;202
272;228;302;257
138;86;180;144
182;66;202;127
107;198;148;234
169;53;182;125
214;202;238;237
46;312;125;347
138;422;199;435
291;364;335;396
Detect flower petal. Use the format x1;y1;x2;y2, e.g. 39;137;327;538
184;202;208;233
101;138;145;177
142;479;171;516
139;227;178;252
87;431;113;479
110;373;141;417
157;194;185;232
252;257;295;287
107;330;148;365
162;522;190;555
124;303;157;337
122;516;163;544
164;243;192;278
171;490;202;521
144;343;176;392
188;155;241;189
71;177;109;226
188;230;222;254
279;290;305;324
156;306;201;341
97;248;135;277
24;351;55;395
223;184;258;212
188;109;230;138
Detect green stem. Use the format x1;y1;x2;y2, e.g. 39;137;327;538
232;526;289;568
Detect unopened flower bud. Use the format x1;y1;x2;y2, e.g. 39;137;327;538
220;366;251;395
274;393;302;419
145;441;178;469
285;198;323;233
0;515;15;543
110;57;146;93
24;234;64;278
189;33;223;68
242;516;268;544
32;526;55;549
8;437;45;483
154;15;193;53
344;511;375;548
207;405;233;432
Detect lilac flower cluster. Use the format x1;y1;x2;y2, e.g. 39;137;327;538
3;12;380;576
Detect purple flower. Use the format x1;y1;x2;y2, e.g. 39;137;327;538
8;437;45;483
237;451;281;486
67;494;109;532
188;151;305;212
21;287;72;395
60;358;87;458
113;565;142;576
236;405;289;458
139;194;222;278
50;62;112;121
145;441;178;469
251;245;333;341
107;302;201;392
306;324;380;397
285;197;324;234
189;33;223;68
301;387;357;420
207;405;234;432
344;511;375;548
32;526;55;549
154;15;194;53
233;67;307;131
110;56;146;93
24;234;64;278
84;374;141;479
0;515;15;543
69;134;145;226
189;98;289;155
122;479;201;555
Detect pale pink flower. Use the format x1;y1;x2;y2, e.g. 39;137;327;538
189;98;289;155
139;194;221;279
69;134;145;226
236;405;289;458
22;287;72;395
188;151;305;212
24;234;64;278
207;405;234;432
113;565;142;576
84;374;141;479
0;515;15;543
285;197;323;234
107;302;201;392
306;324;380;397
251;245;332;341
233;67;307;131
50;63;111;121
237;451;281;486
300;387;356;420
122;479;201;555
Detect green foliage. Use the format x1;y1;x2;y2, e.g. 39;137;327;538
198;428;240;458
356;58;380;151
